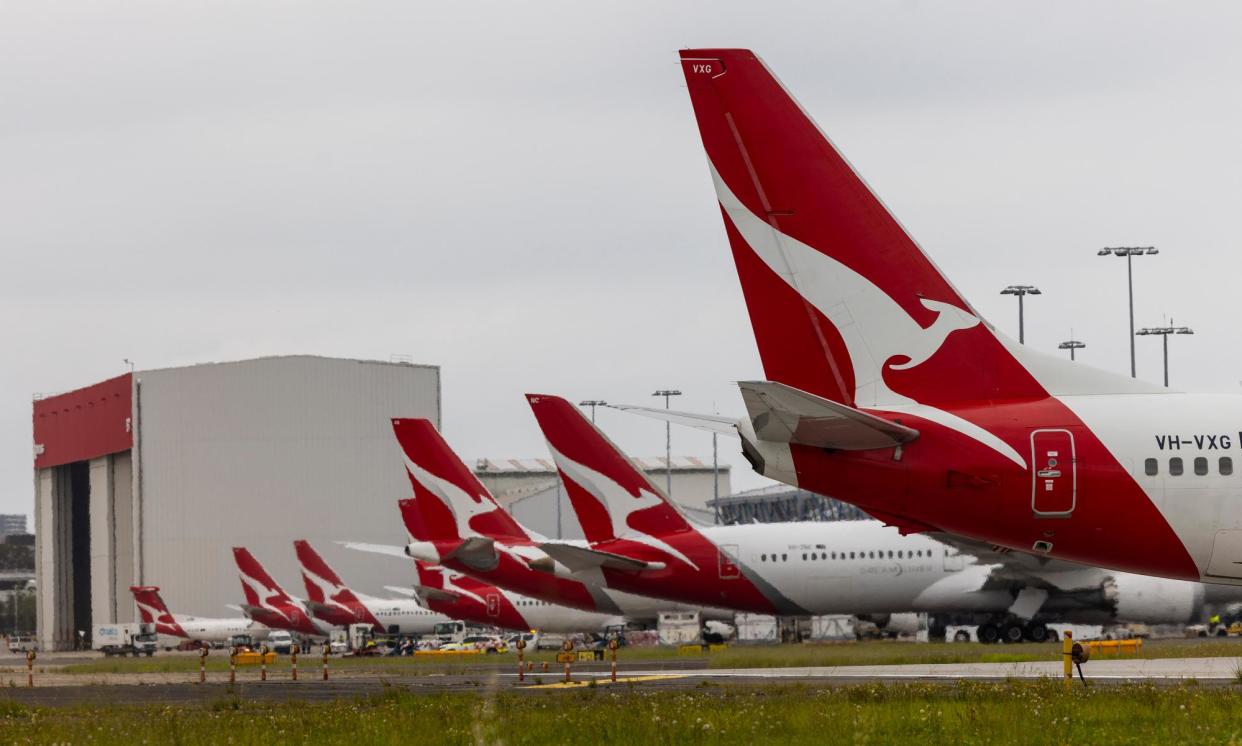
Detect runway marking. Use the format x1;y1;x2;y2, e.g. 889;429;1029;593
527;675;687;689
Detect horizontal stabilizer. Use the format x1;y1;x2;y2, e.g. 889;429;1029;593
606;404;740;436
447;536;497;567
739;380;919;450
336;541;409;560
239;604;265;619
383;585;418;598
305;601;336;618
413;584;461;603
539;542;664;573
225;604;244;613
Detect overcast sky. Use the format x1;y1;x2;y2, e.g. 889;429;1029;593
3;2;1242;520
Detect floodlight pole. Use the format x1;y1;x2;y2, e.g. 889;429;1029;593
1058;339;1086;361
1000;285;1041;344
578;400;608;424
1136;320;1193;387
1099;247;1158;378
652;390;682;497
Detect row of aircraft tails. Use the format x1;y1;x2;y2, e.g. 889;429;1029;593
138;48;1242;644
136;392;1242;647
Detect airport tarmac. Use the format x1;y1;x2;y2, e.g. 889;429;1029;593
1;655;1240;706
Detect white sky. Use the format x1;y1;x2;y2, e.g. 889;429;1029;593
3;1;1242;520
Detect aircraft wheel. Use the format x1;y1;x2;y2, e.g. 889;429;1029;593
953;630;971;643
1024;623;1049;643
977;623;1000;644
1000;622;1025;644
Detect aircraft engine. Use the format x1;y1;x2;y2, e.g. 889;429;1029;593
1112;573;1203;624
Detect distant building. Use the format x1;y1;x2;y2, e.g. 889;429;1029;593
475;457;730;540
708;484;868;525
0;515;27;537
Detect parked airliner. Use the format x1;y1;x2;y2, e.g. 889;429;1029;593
293;539;451;635
656;48;1242;585
131;586;270;645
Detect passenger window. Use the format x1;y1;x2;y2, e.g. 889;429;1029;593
1170;457;1184;476
1144;458;1158;476
781;554;787;562
1195;457;1208;476
831;551;837;559
801;553;807;561
849;552;855;559
888;550;894;559
761;554;767;562
1222;457;1234;476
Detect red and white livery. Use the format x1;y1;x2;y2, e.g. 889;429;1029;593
233;547;332;637
665;48;1242;584
130;585;269;644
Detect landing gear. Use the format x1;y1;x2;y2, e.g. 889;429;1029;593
977;623;1000;644
1000;621;1025;644
1024;622;1049;643
953;630;971;643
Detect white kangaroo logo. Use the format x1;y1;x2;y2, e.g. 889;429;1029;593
549;446;700;570
404;456;516;541
710;162;1025;468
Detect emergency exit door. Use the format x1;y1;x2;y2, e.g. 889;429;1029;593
486;593;500;617
1031;429;1076;517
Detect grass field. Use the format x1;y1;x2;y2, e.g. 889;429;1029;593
45;637;1242;677
2;681;1242;744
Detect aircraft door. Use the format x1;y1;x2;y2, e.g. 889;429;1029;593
486;594;500;618
718;545;741;579
1031;429;1076;517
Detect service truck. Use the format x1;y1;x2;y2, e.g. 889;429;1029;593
93;623;158;657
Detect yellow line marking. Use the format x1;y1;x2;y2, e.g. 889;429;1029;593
528;675;687;689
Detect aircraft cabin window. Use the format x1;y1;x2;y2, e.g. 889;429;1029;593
781;554;787;562
831;552;837;559
1222;457;1234;476
761;554;767;562
1195;457;1208;476
1144;458;1158;476
850;552;855;559
1170;457;1184;476
802;553;807;561
888;551;894;559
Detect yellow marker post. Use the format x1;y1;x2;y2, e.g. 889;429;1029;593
198;644;209;684
1062;630;1073;689
516;638;527;683
290;644;299;681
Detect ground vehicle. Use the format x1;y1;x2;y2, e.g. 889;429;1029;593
266;630;295;654
6;636;36;653
432;620;467;644
93;623;158;656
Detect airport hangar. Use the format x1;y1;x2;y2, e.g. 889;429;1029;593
31;355;440;651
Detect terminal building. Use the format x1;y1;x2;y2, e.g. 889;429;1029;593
31;356;439;650
707;484;868;525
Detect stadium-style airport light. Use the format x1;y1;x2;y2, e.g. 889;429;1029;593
1136;321;1193;388
1000;285;1041;344
652;390;682;498
1098;246;1159;378
1058;339;1086;361
578;399;608;424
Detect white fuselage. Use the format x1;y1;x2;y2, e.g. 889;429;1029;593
171;615;270;644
